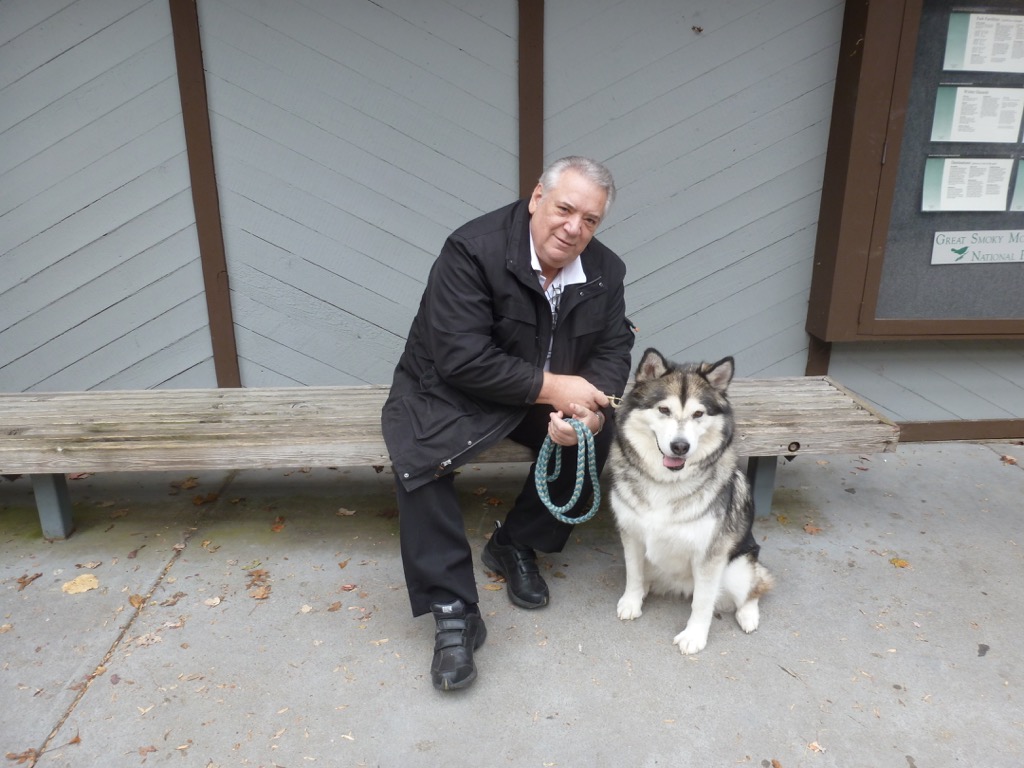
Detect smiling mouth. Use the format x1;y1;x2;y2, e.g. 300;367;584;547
662;455;686;471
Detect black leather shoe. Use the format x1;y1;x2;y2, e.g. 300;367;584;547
430;599;486;691
482;528;549;609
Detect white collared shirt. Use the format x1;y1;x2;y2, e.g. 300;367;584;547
530;234;587;369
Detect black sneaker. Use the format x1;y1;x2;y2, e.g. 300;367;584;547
430;599;487;691
482;526;549;609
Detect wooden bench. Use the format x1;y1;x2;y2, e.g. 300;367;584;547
0;379;899;539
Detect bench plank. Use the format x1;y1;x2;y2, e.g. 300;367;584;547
1;379;898;476
1;378;899;538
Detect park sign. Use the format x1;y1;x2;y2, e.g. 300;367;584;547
931;230;1024;264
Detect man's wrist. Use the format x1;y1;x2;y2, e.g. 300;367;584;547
593;409;605;435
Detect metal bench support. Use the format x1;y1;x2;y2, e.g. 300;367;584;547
746;455;779;517
30;473;75;539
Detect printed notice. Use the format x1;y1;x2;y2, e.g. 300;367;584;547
931;86;1024;142
931;230;1024;264
922;157;1013;211
944;13;1024;73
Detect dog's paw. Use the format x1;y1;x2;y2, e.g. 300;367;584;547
673;627;708;655
735;601;760;633
617;594;643;621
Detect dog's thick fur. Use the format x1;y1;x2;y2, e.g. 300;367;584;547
609;348;773;654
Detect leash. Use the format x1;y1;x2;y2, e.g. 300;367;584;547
534;417;602;525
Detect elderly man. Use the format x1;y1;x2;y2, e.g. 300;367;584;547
382;156;634;690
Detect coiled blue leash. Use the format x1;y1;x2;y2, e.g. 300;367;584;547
534;418;601;524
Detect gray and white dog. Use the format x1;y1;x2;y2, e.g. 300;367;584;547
609;348;773;654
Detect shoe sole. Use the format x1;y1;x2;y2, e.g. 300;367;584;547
481;549;549;609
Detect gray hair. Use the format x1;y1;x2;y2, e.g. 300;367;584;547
539;156;616;217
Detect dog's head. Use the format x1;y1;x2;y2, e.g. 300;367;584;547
617;348;735;476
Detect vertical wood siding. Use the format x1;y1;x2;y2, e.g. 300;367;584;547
195;0;519;386
0;0;215;392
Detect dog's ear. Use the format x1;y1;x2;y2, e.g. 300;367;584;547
635;348;669;382
703;357;734;392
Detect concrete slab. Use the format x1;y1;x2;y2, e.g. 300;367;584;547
1;442;1022;767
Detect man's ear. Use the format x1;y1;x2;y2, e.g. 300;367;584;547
528;183;543;213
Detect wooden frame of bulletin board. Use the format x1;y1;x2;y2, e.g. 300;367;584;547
807;0;1024;343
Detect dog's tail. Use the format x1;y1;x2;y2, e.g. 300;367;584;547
750;561;774;599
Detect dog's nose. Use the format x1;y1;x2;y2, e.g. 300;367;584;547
670;439;689;457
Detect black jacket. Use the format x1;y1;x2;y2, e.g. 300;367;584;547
382;199;635;491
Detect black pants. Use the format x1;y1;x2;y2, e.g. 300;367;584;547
395;405;615;616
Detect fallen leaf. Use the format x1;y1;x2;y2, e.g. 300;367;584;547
300;605;313;614
192;492;218;506
250;586;271;600
177;476;200;490
1001;454;1018;466
203;597;222;607
327;602;342;612
485;497;504;507
338;558;350;569
5;748;40;765
16;573;42;591
803;522;823;535
271;516;286;532
775;514;789;525
336;507;356;516
807;741;826;753
75;561;102;569
890;557;910;569
341;584;358;592
473;487;488;496
771;761;783;768
68;472;92;480
62;574;99;594
129;594;146;608
482;584;504;591
0;624;12;634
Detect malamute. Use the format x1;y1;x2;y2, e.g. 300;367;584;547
609;348;773;654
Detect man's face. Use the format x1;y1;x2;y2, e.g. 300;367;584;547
528;169;608;278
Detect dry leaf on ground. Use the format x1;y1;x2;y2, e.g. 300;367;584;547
16;573;42;591
62;574;99;594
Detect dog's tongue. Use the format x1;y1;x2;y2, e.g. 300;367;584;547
663;456;685;469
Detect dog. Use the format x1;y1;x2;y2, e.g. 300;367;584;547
609;348;773;654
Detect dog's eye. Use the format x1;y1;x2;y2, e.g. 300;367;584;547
692;410;704;419
658;406;671;416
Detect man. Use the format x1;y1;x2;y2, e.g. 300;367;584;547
381;156;634;691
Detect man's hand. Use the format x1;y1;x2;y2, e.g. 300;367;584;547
547;403;605;447
537;372;608;414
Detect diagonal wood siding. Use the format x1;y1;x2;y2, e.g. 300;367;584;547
547;0;845;378
0;0;215;392
195;0;519;386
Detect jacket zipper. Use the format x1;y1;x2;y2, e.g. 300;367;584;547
435;410;523;476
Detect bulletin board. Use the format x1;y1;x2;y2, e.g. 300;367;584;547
807;0;1024;341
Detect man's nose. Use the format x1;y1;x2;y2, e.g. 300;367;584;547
563;216;582;235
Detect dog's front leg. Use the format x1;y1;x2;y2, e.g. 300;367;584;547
616;529;647;620
673;561;726;654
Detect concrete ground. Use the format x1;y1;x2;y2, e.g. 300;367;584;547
1;441;1022;768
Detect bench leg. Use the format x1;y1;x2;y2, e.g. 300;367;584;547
30;474;75;539
745;456;778;518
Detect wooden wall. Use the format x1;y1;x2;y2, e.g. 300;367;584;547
0;0;216;391
7;0;1017;429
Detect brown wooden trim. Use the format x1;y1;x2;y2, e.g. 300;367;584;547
806;0;906;341
898;419;1024;443
518;0;544;198
804;334;832;376
168;0;241;388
